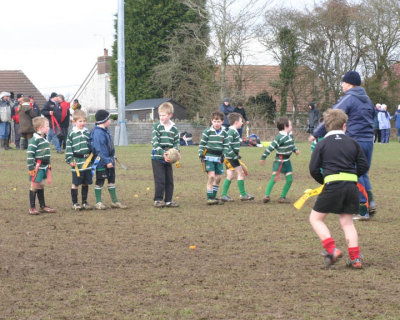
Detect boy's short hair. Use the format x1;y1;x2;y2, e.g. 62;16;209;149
32;116;49;131
324;109;348;131
211;111;224;121
228;112;242;125
158;102;174;115
276;116;289;131
73;109;87;121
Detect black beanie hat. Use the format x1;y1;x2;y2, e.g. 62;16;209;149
341;71;361;86
308;102;315;109
95;109;110;124
50;92;58;99
17;93;24;99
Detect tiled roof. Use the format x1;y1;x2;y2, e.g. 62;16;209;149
0;70;46;107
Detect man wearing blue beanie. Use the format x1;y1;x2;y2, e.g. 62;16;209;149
309;71;377;220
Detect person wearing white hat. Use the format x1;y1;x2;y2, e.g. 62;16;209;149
0;91;12;150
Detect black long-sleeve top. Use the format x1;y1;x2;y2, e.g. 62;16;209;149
309;130;369;185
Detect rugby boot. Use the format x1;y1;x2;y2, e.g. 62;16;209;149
278;197;291;204
29;208;40;215
165;201;179;208
322;248;343;267
240;194;255;201
347;257;363;269
220;195;234;202
40;206;56;213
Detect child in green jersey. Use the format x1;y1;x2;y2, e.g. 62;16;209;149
260;117;300;203
65;110;93;211
198;111;228;205
151;102;181;208
27;117;56;215
220;112;254;202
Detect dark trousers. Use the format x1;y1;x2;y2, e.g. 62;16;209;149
152;159;174;202
58;127;69;149
374;128;381;143
14;123;21;148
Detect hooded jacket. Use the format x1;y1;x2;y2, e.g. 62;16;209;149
313;87;376;142
219;103;234;127
308;104;319;131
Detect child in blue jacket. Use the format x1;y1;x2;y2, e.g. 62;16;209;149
90;110;127;210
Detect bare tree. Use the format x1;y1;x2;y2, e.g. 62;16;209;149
357;0;400;79
183;0;270;100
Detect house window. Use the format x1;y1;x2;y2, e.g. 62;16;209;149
146;113;152;121
132;113;139;121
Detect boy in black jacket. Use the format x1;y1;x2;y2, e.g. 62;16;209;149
309;109;369;269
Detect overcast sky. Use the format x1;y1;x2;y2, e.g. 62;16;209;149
1;0;316;99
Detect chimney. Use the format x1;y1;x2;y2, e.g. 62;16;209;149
98;48;111;75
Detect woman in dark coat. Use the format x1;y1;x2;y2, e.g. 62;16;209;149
18;97;36;149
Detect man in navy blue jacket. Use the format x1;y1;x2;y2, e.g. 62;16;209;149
309;71;377;220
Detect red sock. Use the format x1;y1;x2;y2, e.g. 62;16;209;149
322;237;336;255
348;247;360;261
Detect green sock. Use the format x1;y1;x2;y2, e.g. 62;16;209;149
265;175;276;196
207;189;213;200
281;174;293;198
95;187;102;203
221;179;231;196
367;190;374;202
108;186;118;203
212;185;219;198
237;179;246;196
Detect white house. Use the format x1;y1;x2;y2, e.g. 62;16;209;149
71;49;116;114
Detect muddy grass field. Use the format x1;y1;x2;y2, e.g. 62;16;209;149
0;142;399;319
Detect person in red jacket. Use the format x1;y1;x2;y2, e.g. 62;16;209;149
58;94;70;150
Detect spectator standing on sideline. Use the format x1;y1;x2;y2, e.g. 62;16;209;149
58;94;70;150
0;91;12;150
41;92;63;154
373;104;381;143
219;98;234;129
18;97;36;149
11;93;24;149
29;96;41;117
309;71;377;220
394;105;400;143
307;102;320;134
234;101;250;139
377;104;391;143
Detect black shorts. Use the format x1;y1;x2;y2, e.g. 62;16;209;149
313;181;359;214
72;170;93;186
225;158;240;168
95;168;116;186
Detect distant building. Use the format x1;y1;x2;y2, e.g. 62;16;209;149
216;65;315;114
0;70;46;107
71;49;116;113
125;98;187;121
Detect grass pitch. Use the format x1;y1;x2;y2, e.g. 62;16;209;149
0;142;399;319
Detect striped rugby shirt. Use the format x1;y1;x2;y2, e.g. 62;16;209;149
198;126;228;157
151;121;179;160
65;127;91;171
225;126;241;160
27;133;51;171
261;131;298;161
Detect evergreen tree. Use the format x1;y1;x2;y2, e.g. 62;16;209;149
277;27;299;115
110;0;203;105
